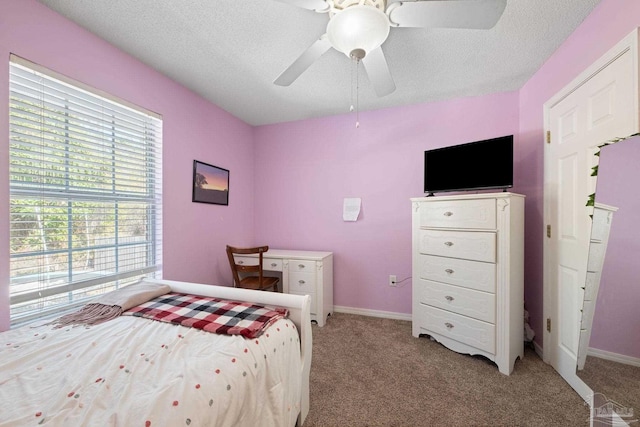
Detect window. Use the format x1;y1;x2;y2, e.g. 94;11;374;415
8;56;163;325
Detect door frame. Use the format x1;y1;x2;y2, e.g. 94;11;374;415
542;28;639;400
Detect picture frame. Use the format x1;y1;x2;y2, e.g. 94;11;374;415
192;160;229;205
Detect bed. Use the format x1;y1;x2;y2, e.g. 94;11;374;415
0;278;312;427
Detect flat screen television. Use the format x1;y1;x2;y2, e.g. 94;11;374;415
424;135;513;196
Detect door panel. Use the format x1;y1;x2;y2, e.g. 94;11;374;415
559;265;581;359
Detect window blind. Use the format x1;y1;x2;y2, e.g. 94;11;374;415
9;57;163;325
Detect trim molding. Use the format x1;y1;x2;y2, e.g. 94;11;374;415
533;340;544;360
333;306;412;321
587;347;640;367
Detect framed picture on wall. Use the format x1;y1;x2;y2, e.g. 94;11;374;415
192;160;229;205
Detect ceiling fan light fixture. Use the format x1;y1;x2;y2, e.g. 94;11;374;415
326;5;390;58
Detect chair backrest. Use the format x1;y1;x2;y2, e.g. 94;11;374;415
226;245;269;287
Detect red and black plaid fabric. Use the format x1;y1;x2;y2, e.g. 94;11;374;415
123;292;289;338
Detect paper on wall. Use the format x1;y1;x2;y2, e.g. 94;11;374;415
343;198;361;221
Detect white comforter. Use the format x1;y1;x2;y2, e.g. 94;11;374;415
0;315;301;427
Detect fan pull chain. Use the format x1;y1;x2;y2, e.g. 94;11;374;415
350;54;355;113
350;53;360;128
356;58;360;129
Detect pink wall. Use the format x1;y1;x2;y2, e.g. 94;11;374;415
253;93;519;314
0;0;256;331
589;136;640;357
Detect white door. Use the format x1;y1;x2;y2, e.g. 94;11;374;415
543;29;638;397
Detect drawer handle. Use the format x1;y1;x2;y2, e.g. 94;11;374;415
443;211;453;217
298;280;306;285
237;260;244;265
445;268;454;274
298;264;305;269
444;296;454;302
270;263;277;267
444;322;454;329
444;241;454;247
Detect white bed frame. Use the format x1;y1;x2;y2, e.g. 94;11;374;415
144;278;312;426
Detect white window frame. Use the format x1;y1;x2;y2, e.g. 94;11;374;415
8;55;163;326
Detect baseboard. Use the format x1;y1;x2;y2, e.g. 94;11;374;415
333;306;412;321
587;347;640;367
533;340;544;360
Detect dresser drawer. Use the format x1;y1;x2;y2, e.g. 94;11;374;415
591;207;614;242
418;254;496;293
586;241;606;272
416;304;495;354
580;299;594;324
584;272;597;301
415;279;495;323
290;259;315;273
233;256;258;267
263;258;283;272
418;229;496;263
289;271;315;293
291;291;316;315
419;198;496;229
233;256;282;271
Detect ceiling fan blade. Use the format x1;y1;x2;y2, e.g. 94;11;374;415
387;0;507;29
362;47;396;97
271;0;330;12
274;35;332;86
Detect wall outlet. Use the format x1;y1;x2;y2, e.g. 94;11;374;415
389;275;397;287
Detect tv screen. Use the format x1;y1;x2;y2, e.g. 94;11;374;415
424;135;513;195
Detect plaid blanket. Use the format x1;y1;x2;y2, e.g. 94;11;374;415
123;293;289;339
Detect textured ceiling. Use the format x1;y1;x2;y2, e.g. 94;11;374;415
37;0;601;126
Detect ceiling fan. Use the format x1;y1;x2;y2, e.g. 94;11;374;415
273;0;507;97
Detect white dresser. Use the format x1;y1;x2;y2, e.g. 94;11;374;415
411;192;525;375
232;249;333;327
577;203;617;370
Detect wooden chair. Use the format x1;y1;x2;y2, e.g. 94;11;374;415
226;245;280;292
